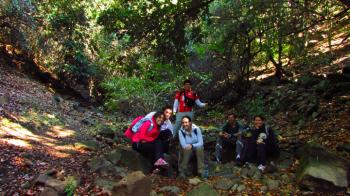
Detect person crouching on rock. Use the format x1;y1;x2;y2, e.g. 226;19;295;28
178;116;205;179
144;106;174;154
129;111;169;169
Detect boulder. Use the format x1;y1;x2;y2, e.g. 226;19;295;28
75;140;99;151
105;150;122;165
337;142;350;153
112;171;151;196
95;178;117;192
296;144;350;192
45;179;66;193
159;186;181;195
88;157;113;173
213;178;235;190
188;183;219;196
98;126;116;138
263;179;279;190
116;146;152;174
40;187;59;196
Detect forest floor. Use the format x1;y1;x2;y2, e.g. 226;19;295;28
0;32;349;195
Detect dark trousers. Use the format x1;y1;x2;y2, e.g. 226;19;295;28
158;129;173;154
132;138;164;163
241;137;279;165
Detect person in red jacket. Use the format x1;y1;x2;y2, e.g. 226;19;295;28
173;79;207;136
131;111;169;167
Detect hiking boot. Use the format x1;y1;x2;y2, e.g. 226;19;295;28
235;158;244;167
154;158;169;167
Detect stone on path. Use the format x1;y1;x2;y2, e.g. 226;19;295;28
213;178;235;190
189;177;202;185
40;187;59;196
188;183;219;196
112;171;151;196
159;186;181;195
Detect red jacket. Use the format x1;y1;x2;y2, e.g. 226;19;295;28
128;117;160;143
174;90;199;112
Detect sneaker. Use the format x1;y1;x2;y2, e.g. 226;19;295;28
258;164;266;172
154;158;169;166
152;168;160;174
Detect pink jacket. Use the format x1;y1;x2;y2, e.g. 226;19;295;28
125;117;160;143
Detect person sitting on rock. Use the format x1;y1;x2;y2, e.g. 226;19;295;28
240;115;280;172
125;111;169;169
144;105;174;154
178;116;205;179
215;113;244;164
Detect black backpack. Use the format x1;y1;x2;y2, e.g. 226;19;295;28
182;91;196;107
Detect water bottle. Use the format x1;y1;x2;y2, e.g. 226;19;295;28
203;164;209;180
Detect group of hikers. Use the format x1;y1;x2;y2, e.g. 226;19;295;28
124;79;280;179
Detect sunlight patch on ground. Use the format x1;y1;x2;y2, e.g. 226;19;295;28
0;138;31;147
0;118;80;158
48;126;75;138
0;119;40;141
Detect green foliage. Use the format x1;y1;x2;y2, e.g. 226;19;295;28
64;176;78;196
241;94;265;118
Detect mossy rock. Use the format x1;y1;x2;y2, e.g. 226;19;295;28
74;140;99;151
188;183;219;196
296;144;350;192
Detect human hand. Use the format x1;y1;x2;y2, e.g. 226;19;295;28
141;140;147;143
185;144;192;150
256;139;264;144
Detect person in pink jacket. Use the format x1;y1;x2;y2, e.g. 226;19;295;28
130;111;169;167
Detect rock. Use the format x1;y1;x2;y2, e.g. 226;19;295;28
296;144;349;192
213;178;235;190
116;146;152;174
99;127;115;138
81;118;95;126
40;187;59;196
159;186;181;195
105;150;122;165
45;169;58;176
189;177;202;185
188;183;219;196
46;179;65;193
35;174;51;185
236;184;246;192
88;157;113;173
75;140;99;151
260;186;268;192
21;181;31;189
264;179;279;190
230;184;239;192
252;171;262;180
0;95;9;105
72;102;81;110
114;166;127;177
112;171;151;196
337;142;350;153
95;178;117;192
240;168;249;178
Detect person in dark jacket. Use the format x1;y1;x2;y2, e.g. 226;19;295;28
241;115;279;171
215;113;244;163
